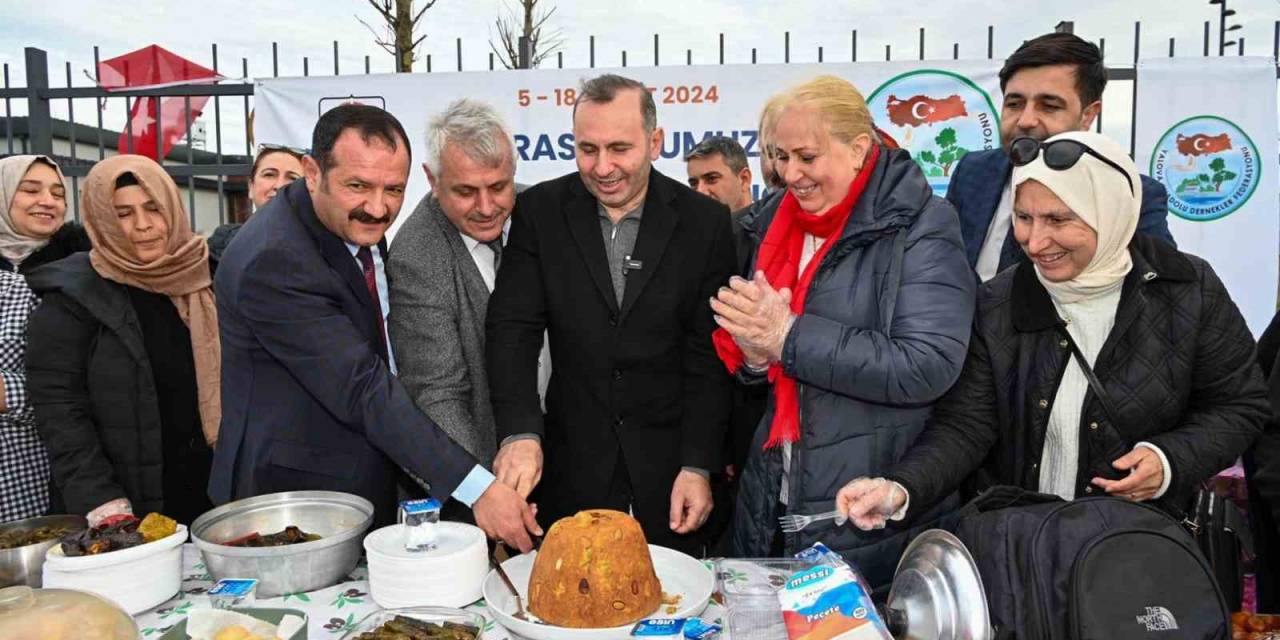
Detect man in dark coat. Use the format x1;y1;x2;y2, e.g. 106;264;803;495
210;104;539;550
947;32;1174;281
486;74;735;554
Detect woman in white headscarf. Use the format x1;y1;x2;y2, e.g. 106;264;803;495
0;155;90;520
0;155;90;274
837;130;1268;529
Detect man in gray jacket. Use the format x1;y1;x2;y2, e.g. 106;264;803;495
388;99;545;495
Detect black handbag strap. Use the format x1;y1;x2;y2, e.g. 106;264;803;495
1053;329;1256;559
1055;324;1121;426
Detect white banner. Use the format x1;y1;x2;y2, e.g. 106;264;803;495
1135;57;1279;336
253;61;1002;238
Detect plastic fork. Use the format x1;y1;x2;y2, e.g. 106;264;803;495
778;509;843;533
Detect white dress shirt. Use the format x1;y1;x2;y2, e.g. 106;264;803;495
460;234;499;293
344;241;397;374
975;180;1015;282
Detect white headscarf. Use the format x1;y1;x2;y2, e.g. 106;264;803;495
1011;131;1141;304
0;155;68;265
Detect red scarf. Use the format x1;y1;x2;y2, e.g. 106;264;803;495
713;144;880;449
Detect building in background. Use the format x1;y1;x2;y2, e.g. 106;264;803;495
0;116;249;234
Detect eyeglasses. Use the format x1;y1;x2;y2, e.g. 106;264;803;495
257;143;309;157
1008;136;1134;196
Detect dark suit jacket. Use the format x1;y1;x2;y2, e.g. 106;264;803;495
486;169;735;549
209;180;478;524
947;148;1176;272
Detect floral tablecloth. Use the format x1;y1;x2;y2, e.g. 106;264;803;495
133;544;732;639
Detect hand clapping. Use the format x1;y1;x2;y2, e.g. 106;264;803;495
710;272;795;366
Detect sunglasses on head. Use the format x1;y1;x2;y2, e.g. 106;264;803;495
257;143;309;157
1008;136;1134;196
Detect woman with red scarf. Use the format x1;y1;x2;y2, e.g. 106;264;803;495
712;75;976;587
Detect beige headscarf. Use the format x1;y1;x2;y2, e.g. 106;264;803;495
0;155;68;265
1011;131;1142;304
80;155;220;446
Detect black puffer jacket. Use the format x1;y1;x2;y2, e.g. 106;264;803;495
730;148;976;587
0;223;92;274
889;235;1269;515
24;253;168;515
1246;312;1280;611
206;223;242;276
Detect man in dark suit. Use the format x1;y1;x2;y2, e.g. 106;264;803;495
947;32;1176;281
486;74;735;554
210;104;540;551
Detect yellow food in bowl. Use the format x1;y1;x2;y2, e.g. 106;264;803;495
212;625;267;640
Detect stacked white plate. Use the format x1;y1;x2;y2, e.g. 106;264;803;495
363;522;488;609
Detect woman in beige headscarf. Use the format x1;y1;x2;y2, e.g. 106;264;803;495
0;155;91;274
26;154;220;526
838;131;1267;531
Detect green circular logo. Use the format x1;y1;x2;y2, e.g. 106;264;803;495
1149;115;1260;222
867;69;1001;196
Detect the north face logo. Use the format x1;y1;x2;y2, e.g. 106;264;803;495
1136;606;1180;631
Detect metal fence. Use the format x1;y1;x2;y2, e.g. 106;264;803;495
1;19;1278;230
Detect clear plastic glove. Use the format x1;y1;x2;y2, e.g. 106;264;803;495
710;273;795;364
835;477;906;531
86;497;132;527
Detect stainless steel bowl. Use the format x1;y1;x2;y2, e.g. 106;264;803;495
0;515;87;587
190;491;373;597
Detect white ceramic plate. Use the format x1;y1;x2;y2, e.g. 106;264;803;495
482;544;714;640
42;525;188;614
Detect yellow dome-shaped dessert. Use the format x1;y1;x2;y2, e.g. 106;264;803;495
527;510;662;627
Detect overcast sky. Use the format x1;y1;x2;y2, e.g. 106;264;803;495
1;0;1277;154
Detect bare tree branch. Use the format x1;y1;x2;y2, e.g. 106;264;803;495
356;14;396;56
359;0;440;72
488;0;562;69
365;0;395;23
411;0;438;26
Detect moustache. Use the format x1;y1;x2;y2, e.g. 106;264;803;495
348;208;390;225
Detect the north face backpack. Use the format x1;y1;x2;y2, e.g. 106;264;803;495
953;486;1229;640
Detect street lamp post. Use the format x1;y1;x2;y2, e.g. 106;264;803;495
1208;0;1243;55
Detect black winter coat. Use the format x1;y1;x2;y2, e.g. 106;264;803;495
486;169;735;554
206;223;242;276
730;148;977;588
25;253;170;515
0;223;91;274
1245;312;1280;611
889;235;1269;515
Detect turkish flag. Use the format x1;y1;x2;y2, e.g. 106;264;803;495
885;94;969;128
1176;133;1233;157
98;45;222;160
